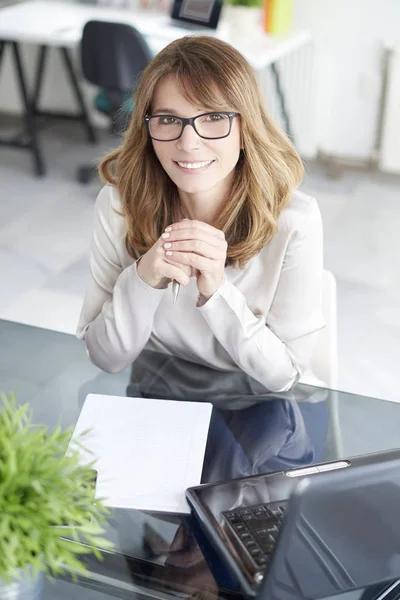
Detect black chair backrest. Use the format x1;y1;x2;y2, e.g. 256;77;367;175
81;20;152;93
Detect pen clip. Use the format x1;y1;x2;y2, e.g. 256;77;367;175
172;280;180;305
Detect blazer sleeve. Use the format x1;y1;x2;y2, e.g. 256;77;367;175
76;186;165;373
198;199;325;392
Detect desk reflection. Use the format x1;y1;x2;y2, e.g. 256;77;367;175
128;350;331;481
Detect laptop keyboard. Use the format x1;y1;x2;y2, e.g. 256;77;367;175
222;502;287;570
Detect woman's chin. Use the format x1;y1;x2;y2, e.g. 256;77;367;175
173;178;217;195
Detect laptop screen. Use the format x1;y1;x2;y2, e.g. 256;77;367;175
170;0;222;29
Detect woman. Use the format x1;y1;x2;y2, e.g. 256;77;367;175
77;35;324;392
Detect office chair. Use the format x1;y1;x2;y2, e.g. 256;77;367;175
77;20;153;184
299;269;342;457
300;269;338;390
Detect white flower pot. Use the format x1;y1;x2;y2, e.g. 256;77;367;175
223;5;262;40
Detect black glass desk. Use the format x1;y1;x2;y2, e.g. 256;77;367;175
1;318;400;600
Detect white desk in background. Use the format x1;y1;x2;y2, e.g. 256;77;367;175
0;0;313;176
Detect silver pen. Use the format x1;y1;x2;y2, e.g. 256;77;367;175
172;280;180;305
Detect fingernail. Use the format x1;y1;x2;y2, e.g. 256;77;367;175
164;242;172;249
166;251;173;256
165;226;172;232
162;232;170;239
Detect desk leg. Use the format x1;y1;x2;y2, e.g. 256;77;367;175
11;42;46;177
59;47;96;144
32;45;48;111
270;62;294;143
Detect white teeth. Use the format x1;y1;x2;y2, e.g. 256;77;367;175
177;160;213;170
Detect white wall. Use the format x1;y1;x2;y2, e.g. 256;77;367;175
292;0;400;160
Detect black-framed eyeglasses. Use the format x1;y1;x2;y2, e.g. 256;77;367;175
144;112;239;142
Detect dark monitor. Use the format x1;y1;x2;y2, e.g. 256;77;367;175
170;0;222;29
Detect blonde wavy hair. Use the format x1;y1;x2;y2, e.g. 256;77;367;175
99;35;304;267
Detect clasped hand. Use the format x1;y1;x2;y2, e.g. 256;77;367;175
137;219;227;300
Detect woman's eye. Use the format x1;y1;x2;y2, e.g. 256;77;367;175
158;116;179;125
205;113;224;122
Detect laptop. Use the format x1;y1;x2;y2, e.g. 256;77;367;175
186;448;400;600
169;0;222;30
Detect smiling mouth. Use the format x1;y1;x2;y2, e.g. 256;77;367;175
175;160;214;170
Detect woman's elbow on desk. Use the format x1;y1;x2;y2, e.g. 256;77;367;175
258;368;299;394
239;347;299;393
85;344;131;374
90;354;127;374
81;325;137;374
79;337;121;373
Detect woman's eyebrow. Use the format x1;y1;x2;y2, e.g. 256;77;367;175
152;108;177;114
152;107;212;115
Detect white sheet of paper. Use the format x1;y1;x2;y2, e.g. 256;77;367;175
70;394;212;514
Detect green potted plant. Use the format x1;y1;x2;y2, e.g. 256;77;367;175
222;0;263;38
0;392;113;599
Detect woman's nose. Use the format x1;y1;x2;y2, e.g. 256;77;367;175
176;123;201;151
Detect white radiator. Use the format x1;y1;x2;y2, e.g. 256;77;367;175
256;35;317;160
379;45;400;173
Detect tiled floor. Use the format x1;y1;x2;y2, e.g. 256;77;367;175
1;119;399;403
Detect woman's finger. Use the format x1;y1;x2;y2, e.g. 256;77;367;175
163;239;226;259
165;251;216;273
164;219;225;240
162;256;192;276
162;228;224;250
159;261;191;285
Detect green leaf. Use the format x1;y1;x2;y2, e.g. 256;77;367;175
0;392;114;581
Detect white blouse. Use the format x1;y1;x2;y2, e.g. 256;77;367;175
77;184;325;392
